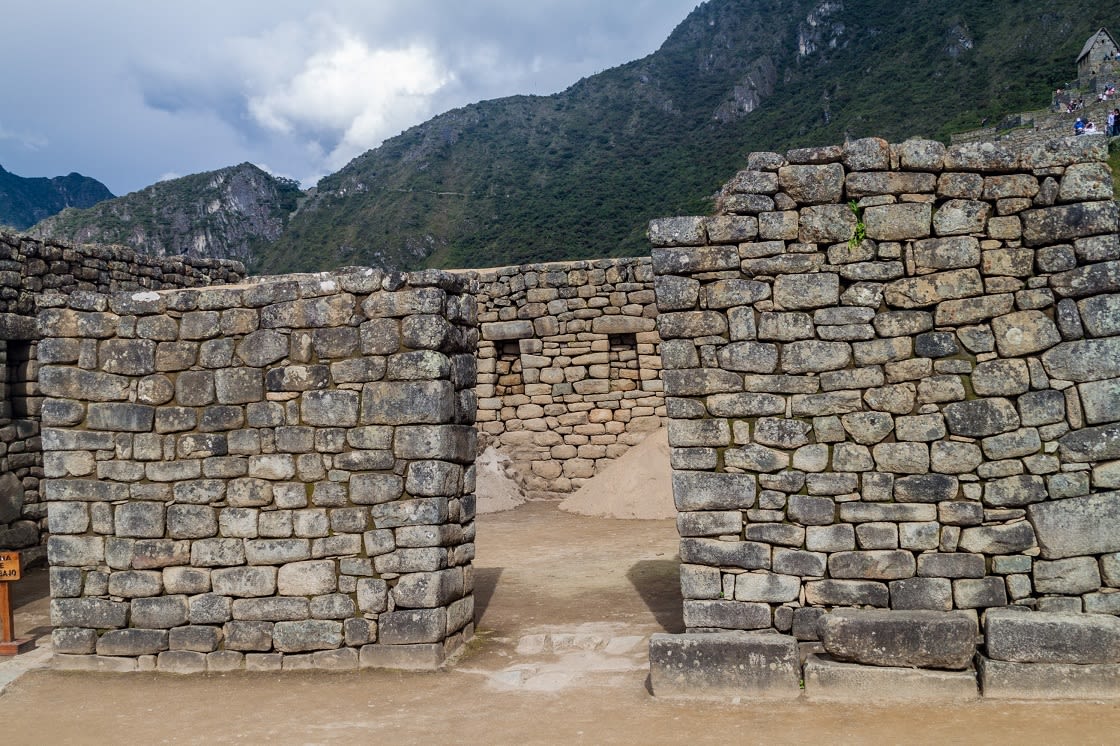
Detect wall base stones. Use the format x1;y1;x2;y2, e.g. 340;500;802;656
648;631;801;699
803;654;979;701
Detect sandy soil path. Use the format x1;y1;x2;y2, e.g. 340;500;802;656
1;500;1119;744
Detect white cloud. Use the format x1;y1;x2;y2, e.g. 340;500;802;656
244;26;452;171
0;122;48;152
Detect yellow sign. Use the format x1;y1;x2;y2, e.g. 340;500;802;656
0;552;19;581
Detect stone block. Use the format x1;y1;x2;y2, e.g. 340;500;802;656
828;551;915;580
96;628;169;657
985;609;1120;664
978;656;1120;700
649;632;801;700
889;577;953;611
359;643;446;671
1028;492;1120;559
952;577;1007;609
818;609;975;670
803;654;977;701
272;620;343;652
379;608;447;645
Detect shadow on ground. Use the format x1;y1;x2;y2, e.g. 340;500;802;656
626;559;684;634
471;566;503;626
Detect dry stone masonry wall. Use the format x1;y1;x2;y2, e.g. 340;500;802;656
472;259;665;493
652;135;1120;638
0;229;243;558
41;269;477;672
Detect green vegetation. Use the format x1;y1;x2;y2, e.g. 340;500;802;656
30;0;1120;273
0;166;113;230
258;0;1117;274
33;164;301;265
848;201;866;249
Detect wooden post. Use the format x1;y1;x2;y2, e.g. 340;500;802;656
0;551;35;655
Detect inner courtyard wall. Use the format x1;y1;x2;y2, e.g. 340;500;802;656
470;259;665;494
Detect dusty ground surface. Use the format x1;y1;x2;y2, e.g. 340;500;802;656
2;500;1120;744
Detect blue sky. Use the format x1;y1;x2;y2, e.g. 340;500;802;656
1;1;700;195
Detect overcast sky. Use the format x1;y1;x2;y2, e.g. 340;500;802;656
1;1;700;196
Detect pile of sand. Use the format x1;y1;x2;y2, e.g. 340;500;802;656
558;428;675;520
474;446;527;514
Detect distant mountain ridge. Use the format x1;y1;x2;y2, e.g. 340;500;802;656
0;165;113;230
29;0;1120;273
30;163;302;265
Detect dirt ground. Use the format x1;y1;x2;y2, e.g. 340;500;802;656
2;499;1120;744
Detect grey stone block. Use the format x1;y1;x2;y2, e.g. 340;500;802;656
683;600;771;630
168;625;223;652
828;550;915;580
649;632;801;700
1033;557;1101;595
272;620;343;653
230;597;310;621
667;470;757;510
379;608;447;645
52;627;98;655
978;655;1120;699
953;578;1008;609
985;609;1120;664
96;629;169;656
153;650;208;674
131;595;189;629
804;654;977;701
51;598;128;629
1028;492;1120;559
818;609;977;670
359;643;447;671
805;580;889;607
889;577;953;611
224;621;274;651
679;538;770;570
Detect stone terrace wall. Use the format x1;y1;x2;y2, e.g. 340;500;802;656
652;135;1120;637
42;269;477;672
0;229;244;557
472;259;664;494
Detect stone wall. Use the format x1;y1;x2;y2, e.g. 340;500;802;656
42;269;477;672
0;229;244;556
472;259;664;494
652;135;1120;637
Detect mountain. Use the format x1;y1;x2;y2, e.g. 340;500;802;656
31;0;1119;273
258;0;1117;273
30;163;302;265
0;165;113;230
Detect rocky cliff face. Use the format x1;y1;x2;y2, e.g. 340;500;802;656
30;163;301;265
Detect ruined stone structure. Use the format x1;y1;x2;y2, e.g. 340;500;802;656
42;270;477;671
649;134;1120;698
8;130;1120;692
0;231;243;559
472;259;664;494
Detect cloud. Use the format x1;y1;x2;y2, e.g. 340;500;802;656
244;27;452;171
0;122;48;152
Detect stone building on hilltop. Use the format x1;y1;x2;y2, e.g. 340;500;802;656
1076;27;1119;90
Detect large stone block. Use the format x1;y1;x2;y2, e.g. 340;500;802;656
272;620;343;652
649;632;801;699
985;609;1120;664
978;656;1120;700
803;654;977;701
671;472;755;511
818;609;976;670
378;608;447;645
1027;492;1120;559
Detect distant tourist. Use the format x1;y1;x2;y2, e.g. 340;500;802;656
1074;117;1085;134
1111;108;1120;135
1109;109;1117;135
1084;121;1098;134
